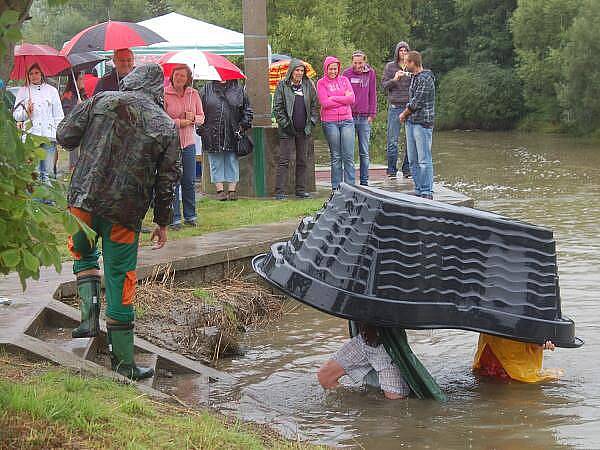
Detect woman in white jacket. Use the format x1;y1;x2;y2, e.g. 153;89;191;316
13;63;64;183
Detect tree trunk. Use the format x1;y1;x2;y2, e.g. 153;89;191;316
0;0;35;81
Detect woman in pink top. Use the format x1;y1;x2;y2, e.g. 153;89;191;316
317;56;356;189
164;65;205;229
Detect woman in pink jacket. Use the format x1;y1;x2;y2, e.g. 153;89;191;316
317;56;356;189
164;65;205;229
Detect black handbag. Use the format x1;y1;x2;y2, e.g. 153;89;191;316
235;130;254;157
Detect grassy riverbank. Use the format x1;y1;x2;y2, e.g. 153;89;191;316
0;355;319;449
52;195;326;260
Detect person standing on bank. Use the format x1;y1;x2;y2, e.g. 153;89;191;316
199;80;253;201
317;56;356;190
56;64;181;381
61;71;88;171
399;51;435;199
164;64;204;229
382;41;411;179
93;48;135;94
342;51;377;186
13;63;64;184
273;59;318;200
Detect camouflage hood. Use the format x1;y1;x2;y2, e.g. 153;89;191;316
119;64;165;104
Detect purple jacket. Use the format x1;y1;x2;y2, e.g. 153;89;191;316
342;65;377;117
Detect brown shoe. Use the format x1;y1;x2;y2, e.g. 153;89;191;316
216;190;227;201
227;190;238;201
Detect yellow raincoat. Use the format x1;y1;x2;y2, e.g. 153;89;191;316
473;334;562;383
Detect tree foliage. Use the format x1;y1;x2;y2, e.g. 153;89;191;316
559;0;600;133
510;0;581;124
437;63;524;130
1;8;94;288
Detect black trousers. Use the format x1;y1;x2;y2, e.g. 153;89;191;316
275;132;308;195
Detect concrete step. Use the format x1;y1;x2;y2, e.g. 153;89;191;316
1;298;233;403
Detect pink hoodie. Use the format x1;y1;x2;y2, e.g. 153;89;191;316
316;56;355;122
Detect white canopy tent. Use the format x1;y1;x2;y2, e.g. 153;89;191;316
134;12;245;55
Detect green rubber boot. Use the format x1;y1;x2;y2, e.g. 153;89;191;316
107;322;154;381
72;275;101;338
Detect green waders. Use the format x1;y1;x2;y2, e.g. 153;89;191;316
72;274;101;338
68;207;153;380
107;322;154;381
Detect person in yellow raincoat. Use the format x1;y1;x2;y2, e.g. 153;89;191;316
473;334;563;383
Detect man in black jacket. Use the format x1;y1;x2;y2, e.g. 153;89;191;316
272;59;318;199
93;48;135;94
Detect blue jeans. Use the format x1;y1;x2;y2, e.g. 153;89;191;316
38;142;56;184
405;121;434;196
207;151;239;183
354;116;371;185
322;119;355;189
386;105;410;176
172;144;197;225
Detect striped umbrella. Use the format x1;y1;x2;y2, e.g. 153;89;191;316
269;59;316;93
60;21;165;55
158;50;245;81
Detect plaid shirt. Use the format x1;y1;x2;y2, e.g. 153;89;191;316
407;70;435;128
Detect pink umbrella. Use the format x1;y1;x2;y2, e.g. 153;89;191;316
10;43;71;80
158;50;245;81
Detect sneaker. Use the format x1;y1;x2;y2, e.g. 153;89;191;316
274;193;288;200
360;182;369;187
227;190;238;201
387;173;397;179
295;192;312;199
169;223;182;231
421;194;434;200
403;173;412;179
216;191;227;201
184;220;197;227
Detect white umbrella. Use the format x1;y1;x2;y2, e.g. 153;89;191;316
157;49;245;81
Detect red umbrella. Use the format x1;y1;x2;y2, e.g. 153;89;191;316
158;50;245;81
10;43;71;80
60;21;166;55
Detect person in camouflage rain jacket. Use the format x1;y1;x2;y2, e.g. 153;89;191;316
56;64;181;381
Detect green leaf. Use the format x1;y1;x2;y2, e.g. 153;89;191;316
4;27;22;42
0;10;20;26
21;249;39;273
1;249;21;268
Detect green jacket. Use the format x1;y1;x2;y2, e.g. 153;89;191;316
57;64;181;231
272;59;318;137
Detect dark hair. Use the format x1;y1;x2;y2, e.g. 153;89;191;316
406;51;422;67
64;72;86;97
169;64;192;89
25;63;47;85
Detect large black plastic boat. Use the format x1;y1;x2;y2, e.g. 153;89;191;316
253;183;583;348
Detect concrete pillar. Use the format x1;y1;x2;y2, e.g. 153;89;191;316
199;0;316;197
242;0;271;127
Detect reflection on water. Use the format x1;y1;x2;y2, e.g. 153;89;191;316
209;132;600;448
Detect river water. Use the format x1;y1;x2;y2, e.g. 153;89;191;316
210;131;600;449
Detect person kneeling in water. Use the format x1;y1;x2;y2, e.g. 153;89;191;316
318;323;410;399
473;333;563;383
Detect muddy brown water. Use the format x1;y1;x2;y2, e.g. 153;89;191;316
204;132;599;448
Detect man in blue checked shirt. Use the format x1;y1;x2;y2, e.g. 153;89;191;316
399;51;435;199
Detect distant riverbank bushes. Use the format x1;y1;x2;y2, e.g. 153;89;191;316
20;0;600;135
436;64;524;131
